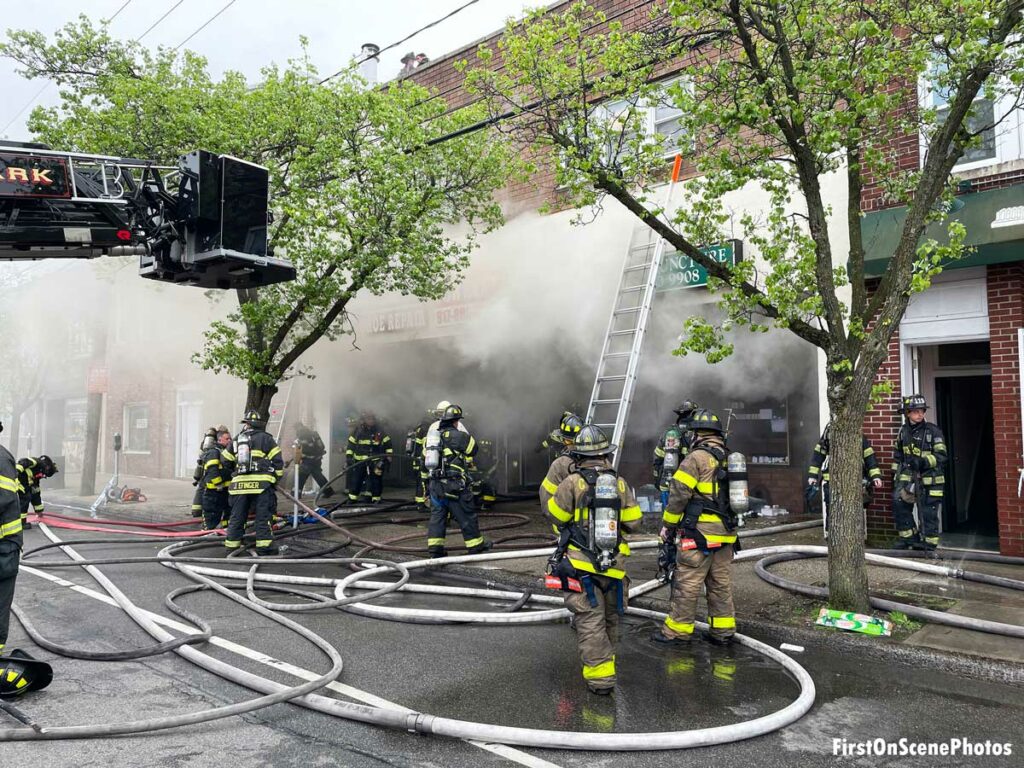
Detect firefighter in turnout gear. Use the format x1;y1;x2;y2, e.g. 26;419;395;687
652;409;738;647
14;455;58;530
200;428;235;531
653;401;699;508
806;423;882;535
539;412;584;512
425;405;491;557
224;411;284;555
409;402;448;509
346;412;393;503
190;427;219;517
546;424;643;694
1;421;23;658
294;422;332;497
891;395;947;551
470;438;498;510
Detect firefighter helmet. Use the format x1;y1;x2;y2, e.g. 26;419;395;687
36;455;58;477
441;404;464;423
0;649;53;698
686;408;724;434
673;400;700;420
240;409;266;429
434;400;452;418
570;424;616;457
548;412;584;444
901;394;928;413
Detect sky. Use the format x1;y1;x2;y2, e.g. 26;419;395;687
0;0;551;141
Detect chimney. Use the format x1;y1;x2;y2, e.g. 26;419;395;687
359;43;380;84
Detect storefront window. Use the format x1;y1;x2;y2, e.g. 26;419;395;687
124;403;150;453
724;399;790;466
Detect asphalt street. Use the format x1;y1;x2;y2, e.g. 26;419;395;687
1;524;1021;768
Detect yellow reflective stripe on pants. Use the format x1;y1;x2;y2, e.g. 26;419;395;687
709;616;736;630
428;537;446;547
582;658;615;680
704;532;737;544
464;537;484;548
255;539;273;548
664;617;694;634
225;540;242;549
33;504;43;512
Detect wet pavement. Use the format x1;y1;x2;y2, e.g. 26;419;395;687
2;523;1021;767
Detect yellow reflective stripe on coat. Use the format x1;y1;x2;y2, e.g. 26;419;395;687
673;469;698;488
266;446;281;460
621;504;642;522
541;476;559;495
698;513;723;523
0;476;19;494
1;519;23;538
663;510;683;526
204;458;221;469
581;659;615;680
547;497;572;523
709;616;736;629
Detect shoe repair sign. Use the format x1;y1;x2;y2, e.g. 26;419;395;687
0;153;72;198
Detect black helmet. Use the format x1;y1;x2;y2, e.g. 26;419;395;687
241;409;266;430
570;424;616;457
36;455;59;477
0;649;53;698
549;412;584;444
441;404;464;423
901;394;928;413
673;400;699;420
686;408;724;434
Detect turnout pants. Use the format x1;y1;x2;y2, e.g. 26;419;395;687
564;571;629;692
201;488;230;531
426;487;483;552
347;464;383;501
0;541;19;652
664;537;736;641
892;488;942;544
190;484;204;517
412;460;428;506
225;487;276;550
297;459;330;495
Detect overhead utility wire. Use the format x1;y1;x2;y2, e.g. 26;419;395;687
319;0;486;84
135;0;187;42
174;0;238;51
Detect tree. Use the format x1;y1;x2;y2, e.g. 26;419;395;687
465;0;1024;609
2;17;512;418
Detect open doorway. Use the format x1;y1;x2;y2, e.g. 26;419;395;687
915;341;999;548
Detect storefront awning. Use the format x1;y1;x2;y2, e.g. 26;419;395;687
861;184;1024;278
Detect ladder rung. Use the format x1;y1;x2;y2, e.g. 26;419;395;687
602;352;630;359
619;285;644;293
623;262;653;273
594;423;616;430
608;329;638;337
598;375;627;382
614;307;641;315
592;399;620;405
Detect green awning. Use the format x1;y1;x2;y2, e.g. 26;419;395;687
861;183;1024;277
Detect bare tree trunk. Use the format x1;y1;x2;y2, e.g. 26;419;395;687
825;390;872;612
246;382;279;422
79;392;103;496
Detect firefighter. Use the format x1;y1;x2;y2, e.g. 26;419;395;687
1;420;23;658
425;404;491;557
294;422;332;498
653;400;699;508
539;412;584;512
651;408;738;647
891;394;947;551
224;410;284;555
470;438;498;511
200;427;235;531
408;402;448;510
345;412;393;504
537;409;578;453
806;422;882;535
190;427;219;517
14;454;58;530
546;424;643;694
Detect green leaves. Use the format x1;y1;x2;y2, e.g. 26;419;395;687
4;19;513;392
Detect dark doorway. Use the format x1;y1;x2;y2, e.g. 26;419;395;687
934;375;998;537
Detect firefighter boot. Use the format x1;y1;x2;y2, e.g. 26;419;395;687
649;630;691;648
702;630;735;647
467;540;492;555
892;530;921;550
255;543;280;556
428;546;447;559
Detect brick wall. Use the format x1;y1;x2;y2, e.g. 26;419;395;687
863;319;904;542
987;263;1024;556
